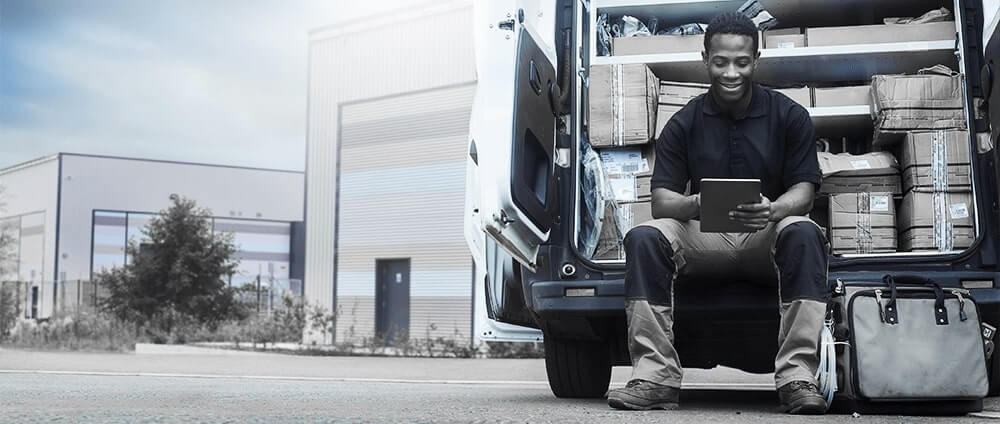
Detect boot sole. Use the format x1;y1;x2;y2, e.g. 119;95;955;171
782;397;827;415
608;396;679;411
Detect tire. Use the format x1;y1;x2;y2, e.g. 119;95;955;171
543;335;612;398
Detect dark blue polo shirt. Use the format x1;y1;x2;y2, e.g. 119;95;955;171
650;84;821;201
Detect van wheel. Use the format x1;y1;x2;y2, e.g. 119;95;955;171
543;335;612;398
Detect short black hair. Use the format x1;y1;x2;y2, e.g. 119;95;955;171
703;12;759;53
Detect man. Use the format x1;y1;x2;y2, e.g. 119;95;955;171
606;12;829;415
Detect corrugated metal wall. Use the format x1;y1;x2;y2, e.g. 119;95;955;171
304;3;476;342
336;83;475;343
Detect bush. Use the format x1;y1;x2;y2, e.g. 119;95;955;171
0;284;18;341
6;310;137;352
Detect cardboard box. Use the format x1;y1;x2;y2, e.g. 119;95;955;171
635;171;652;201
817;151;899;178
613;31;762;55
831;228;898;254
821;175;901;196
775;87;812;107
813;85;871;107
805;21;956;47
897;191;975;251
656;104;683;138
589;64;659;147
899;130;973;193
871;69;963;111
617;200;653;231
613;34;704;55
828;192;897;254
600;145;656;202
655;81;708;136
765;28;805;49
899;227;975;252
818;151;901;195
874;108;966;131
660;81;709;104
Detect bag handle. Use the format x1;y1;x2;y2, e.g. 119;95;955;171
882;274;949;325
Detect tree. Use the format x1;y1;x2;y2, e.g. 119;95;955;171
97;196;244;332
0;185;19;338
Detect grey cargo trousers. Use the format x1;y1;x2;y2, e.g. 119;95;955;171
623;216;830;389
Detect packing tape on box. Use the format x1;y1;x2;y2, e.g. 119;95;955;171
931;130;949;192
855;191;874;253
933;191;955;251
612;64;625;147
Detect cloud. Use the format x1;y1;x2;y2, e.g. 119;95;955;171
0;0;460;171
0;0;310;170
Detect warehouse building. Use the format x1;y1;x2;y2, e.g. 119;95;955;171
0;153;305;318
304;1;505;345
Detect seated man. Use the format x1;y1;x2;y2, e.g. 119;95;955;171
606;12;829;415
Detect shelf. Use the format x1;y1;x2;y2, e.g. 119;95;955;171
595;0;947;29
592;40;959;84
808;106;872;139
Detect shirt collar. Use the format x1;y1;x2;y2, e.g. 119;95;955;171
702;83;768;119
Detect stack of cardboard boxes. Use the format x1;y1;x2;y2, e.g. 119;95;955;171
897;130;975;251
589;64;660;259
817;152;901;254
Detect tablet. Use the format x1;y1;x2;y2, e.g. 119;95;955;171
699;178;762;233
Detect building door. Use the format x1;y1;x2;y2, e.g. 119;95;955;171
376;259;410;344
30;286;38;319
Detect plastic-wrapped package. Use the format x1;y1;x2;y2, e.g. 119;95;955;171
578;142;622;258
738;0;778;30
596;13;612;56
620;15;652;37
884;7;952;25
658;23;707;36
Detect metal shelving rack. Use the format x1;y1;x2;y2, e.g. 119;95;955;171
588;0;961;139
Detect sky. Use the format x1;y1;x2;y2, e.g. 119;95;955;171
0;0;414;171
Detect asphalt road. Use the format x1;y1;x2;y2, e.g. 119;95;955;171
1;346;998;423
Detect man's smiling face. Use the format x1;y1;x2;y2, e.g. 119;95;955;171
702;33;759;107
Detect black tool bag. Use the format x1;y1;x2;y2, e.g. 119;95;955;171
830;274;989;414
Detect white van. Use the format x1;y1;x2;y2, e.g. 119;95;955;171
465;0;1000;398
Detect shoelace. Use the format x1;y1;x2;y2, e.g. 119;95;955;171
625;379;647;389
785;381;817;392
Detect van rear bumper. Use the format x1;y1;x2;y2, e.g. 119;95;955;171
529;276;1000;322
530;280;626;319
528;278;783;320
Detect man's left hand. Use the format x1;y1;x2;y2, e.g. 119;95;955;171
730;195;772;231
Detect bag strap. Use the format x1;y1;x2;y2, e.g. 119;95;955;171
882;275;949;325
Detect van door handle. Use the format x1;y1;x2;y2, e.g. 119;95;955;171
529;60;543;95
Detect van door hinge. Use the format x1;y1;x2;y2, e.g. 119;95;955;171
498;19;515;31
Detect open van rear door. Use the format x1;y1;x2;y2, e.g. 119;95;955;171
468;1;559;273
984;2;1000;145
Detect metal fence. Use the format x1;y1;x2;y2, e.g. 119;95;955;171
0;278;303;320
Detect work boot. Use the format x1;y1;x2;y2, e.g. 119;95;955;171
777;381;827;414
607;379;680;410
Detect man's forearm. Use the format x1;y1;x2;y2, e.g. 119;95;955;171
770;182;815;221
650;188;699;220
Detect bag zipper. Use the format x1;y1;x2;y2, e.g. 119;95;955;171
951;289;969;321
